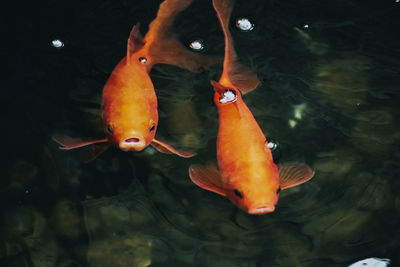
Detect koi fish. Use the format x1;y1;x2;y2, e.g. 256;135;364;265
54;0;220;161
188;0;314;215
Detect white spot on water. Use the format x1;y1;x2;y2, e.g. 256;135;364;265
189;40;204;51
144;146;157;155
289;119;297;128
347;258;390;267
293;103;307;120
219;90;237;103
303;24;309;29
51;39;64;48
236;18;254;31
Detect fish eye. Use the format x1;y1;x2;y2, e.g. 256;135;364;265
276;187;281;194
139;57;147;63
150;124;156;131
234;189;243;198
106;125;113;134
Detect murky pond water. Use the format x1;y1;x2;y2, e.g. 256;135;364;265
3;0;400;266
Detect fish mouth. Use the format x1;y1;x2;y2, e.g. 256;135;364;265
119;137;146;151
248;206;275;215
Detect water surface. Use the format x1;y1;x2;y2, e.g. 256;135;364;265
3;0;400;266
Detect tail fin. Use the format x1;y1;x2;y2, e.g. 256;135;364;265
143;0;222;72
213;0;260;94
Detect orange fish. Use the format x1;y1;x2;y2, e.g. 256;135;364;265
189;0;314;215
54;0;220;161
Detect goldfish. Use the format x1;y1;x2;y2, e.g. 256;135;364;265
54;0;220;161
188;0;314;215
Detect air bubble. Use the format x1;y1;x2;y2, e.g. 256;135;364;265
267;142;277;151
236;18;254;31
189;40;204;51
139;57;147;63
266;138;278;151
219;90;237;103
289;119;297;128
51;39;64;48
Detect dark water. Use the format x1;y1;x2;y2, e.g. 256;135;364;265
3;0;400;266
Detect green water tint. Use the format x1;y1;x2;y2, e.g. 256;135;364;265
2;0;400;266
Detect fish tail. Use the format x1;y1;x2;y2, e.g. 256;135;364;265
213;0;260;94
144;0;222;72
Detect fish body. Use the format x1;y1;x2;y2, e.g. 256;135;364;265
54;0;220;160
101;56;157;152
189;0;314;215
214;83;280;213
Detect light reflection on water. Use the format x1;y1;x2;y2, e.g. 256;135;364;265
2;0;400;266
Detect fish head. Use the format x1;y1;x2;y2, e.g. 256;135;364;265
211;80;242;106
102;94;158;152
226;166;280;215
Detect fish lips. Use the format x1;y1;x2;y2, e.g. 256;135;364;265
119;136;147;151
247;205;275;215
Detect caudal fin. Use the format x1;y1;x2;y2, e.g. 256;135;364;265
213;0;260;94
142;0;221;72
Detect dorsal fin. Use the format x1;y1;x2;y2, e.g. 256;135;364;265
127;23;145;64
213;0;260;94
211;80;230;94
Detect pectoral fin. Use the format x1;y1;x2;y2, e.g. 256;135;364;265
278;162;315;190
79;142;111;163
151;138;196;158
189;163;226;196
53;136;109;150
53;136;110;162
